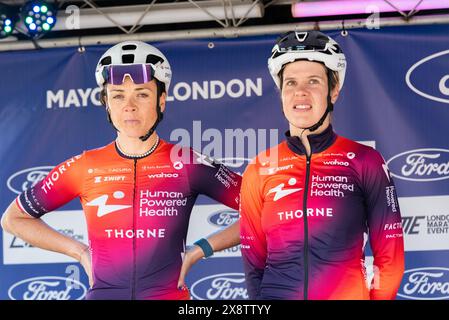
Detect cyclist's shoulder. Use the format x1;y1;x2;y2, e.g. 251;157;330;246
84;141;115;154
242;141;289;178
334;135;386;170
335;135;381;156
63;142;119;170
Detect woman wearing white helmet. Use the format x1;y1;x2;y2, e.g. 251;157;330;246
2;41;241;300
239;31;404;300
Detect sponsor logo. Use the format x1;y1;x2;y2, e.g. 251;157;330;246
382;164;391;182
384;222;402;231
40;156;82;194
213;165;239;190
402;215;449;235
322;152;344;157
398;268;449;300
310;175;354;198
405;50;449;104
108;167;132;173
208;209;239;227
216;157;250;175
323;159;349;166
402;216;426;235
104;228;165;239
386;148;449;182
148;172;179;179
267;178;302;201
142;164;171;171
8;276;87;300
263;164;293;175
385;186;399;213
94;175;125;183
193;150;215;168
86;191;131;218
139;190;186;217
399;196;449;252
7;166;54;194
173;161;184;170
347;152;356;159
190;273;248;300
277;208;333;221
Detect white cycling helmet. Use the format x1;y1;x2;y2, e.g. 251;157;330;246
268;31;346;90
95;40;172;92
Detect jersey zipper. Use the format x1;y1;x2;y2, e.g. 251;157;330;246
303;153;311;300
131;159;137;300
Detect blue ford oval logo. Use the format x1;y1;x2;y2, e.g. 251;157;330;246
7;166;53;195
386;148;449;182
8;276;87;300
406;50;449;104
398;267;449;300
190;273;248;300
208;209;239;227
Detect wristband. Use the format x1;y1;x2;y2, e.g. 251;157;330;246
194;238;214;258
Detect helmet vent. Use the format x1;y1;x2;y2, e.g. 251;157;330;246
122;44;137;51
146;54;164;65
122;54;135;64
100;56;111;66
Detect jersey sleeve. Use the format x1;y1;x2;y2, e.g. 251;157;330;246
361;149;405;300
239;161;267;299
15;153;85;218
185;148;240;211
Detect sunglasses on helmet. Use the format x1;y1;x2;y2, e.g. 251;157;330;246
102;64;155;85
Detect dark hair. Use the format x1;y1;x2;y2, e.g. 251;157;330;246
100;80;166;106
278;61;339;93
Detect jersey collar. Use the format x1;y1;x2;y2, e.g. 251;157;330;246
285;124;337;155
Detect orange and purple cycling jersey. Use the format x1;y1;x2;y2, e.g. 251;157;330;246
16;139;240;300
240;125;404;300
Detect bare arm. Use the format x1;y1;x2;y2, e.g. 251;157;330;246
177;220;240;289
1;200;88;263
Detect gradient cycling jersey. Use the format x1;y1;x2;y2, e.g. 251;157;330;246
240;125;404;300
16;139;241;300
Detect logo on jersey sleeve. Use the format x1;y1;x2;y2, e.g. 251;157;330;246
267;178;302;201
85;191;131;217
192;150;216;168
382;163;391;182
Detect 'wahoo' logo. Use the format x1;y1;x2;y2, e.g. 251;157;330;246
386;148;449;182
7;166;54;194
398;267;449;300
323;159;349;167
406;49;449;104
190;273;248;300
8;276;87;300
208;209;239;227
148;172;179;179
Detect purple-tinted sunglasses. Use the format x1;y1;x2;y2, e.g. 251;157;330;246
102;64;155;85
